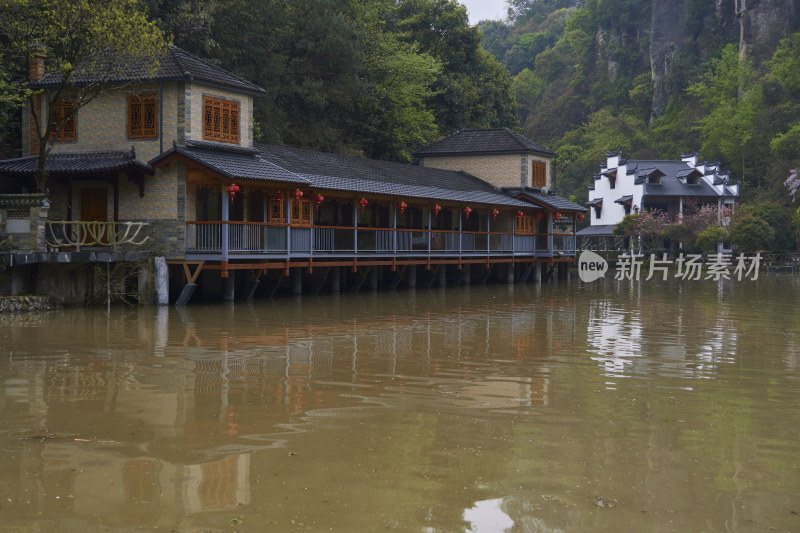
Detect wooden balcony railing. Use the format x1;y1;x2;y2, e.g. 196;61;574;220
45;221;150;251
185;221;577;258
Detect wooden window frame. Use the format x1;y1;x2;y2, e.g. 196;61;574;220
268;194;286;223
290;198;312;227
531;161;547;188
203;96;240;144
52;98;76;142
516;215;536;235
128;94;158;139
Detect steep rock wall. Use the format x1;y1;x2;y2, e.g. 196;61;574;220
737;0;799;60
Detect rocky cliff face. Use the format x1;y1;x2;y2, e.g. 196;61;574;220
649;0;688;121
737;0;799;59
645;0;797;121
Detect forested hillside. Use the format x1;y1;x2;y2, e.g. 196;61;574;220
481;0;800;205
1;0;798;211
143;0;518;162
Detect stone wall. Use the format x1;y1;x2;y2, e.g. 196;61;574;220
0;195;50;252
0;295;56;312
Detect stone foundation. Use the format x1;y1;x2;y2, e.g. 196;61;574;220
0;295;56;313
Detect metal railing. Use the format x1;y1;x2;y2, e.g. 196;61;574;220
45;221;150;251
184;221;577;257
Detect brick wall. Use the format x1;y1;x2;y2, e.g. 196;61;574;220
185;83;254;147
47;83;181;161
420;153;552;189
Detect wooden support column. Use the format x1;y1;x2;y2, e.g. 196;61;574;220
291;267;302;295
221;188;230;267
406;264;417;289
330;266;341;292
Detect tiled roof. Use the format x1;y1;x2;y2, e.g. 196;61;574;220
257;144;536;208
31;45;264;95
414;128;555;157
626;160;726;198
149;144;307;184
0;150;152;176
586;198;603;206
503;187;587;212
576;224;616;236
614;195;633;204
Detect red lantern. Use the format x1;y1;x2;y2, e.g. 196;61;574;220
314;194;325;209
273;192;285;205
555;212;561;221
491;208;499;221
535;211;543;221
293;189;304;203
578;213;584;222
516;210;524;218
359;197;369;213
463;207;472;220
398;201;408;215
226;183;240;204
433;204;442;217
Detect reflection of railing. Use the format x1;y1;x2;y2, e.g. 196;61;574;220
184;221;579;257
552;234;577;253
46;221;150;251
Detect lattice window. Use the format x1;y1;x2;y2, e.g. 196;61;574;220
269;194;285;223
532;161;546;188
516;215;536;235
291;198;312;226
203;96;240;144
128;94;157;139
6;208;30;218
52;98;76;142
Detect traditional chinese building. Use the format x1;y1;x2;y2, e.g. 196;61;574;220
0;46;585;304
577;151;739;250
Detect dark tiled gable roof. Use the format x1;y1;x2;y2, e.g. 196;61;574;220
256;144;536;208
504;187;587;212
0;150;152;176
31;45;264;95
149;144;307;184
414;128;556;157
627;160;722;198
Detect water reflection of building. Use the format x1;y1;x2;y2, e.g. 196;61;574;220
0;292;561;528
585;284;738;383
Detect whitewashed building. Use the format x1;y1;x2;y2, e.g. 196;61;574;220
577;151;739;249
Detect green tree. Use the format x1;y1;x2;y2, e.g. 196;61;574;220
554;109;651;198
395;0;518;133
687;44;760;190
354;2;441;161
0;0;168;192
695;225;728;253
728;215;775;252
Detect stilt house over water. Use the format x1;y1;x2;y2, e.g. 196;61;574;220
0;46;585;304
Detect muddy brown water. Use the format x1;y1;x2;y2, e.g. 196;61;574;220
1;276;799;532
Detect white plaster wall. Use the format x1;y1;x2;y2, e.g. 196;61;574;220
587;160;643;226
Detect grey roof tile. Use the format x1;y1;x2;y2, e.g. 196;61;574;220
627;159;728;198
31;45;264;95
149;145;307;184
0;150;152;176
414;128;555;157
503;187;587;212
257;144;536;208
576;224;616;236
